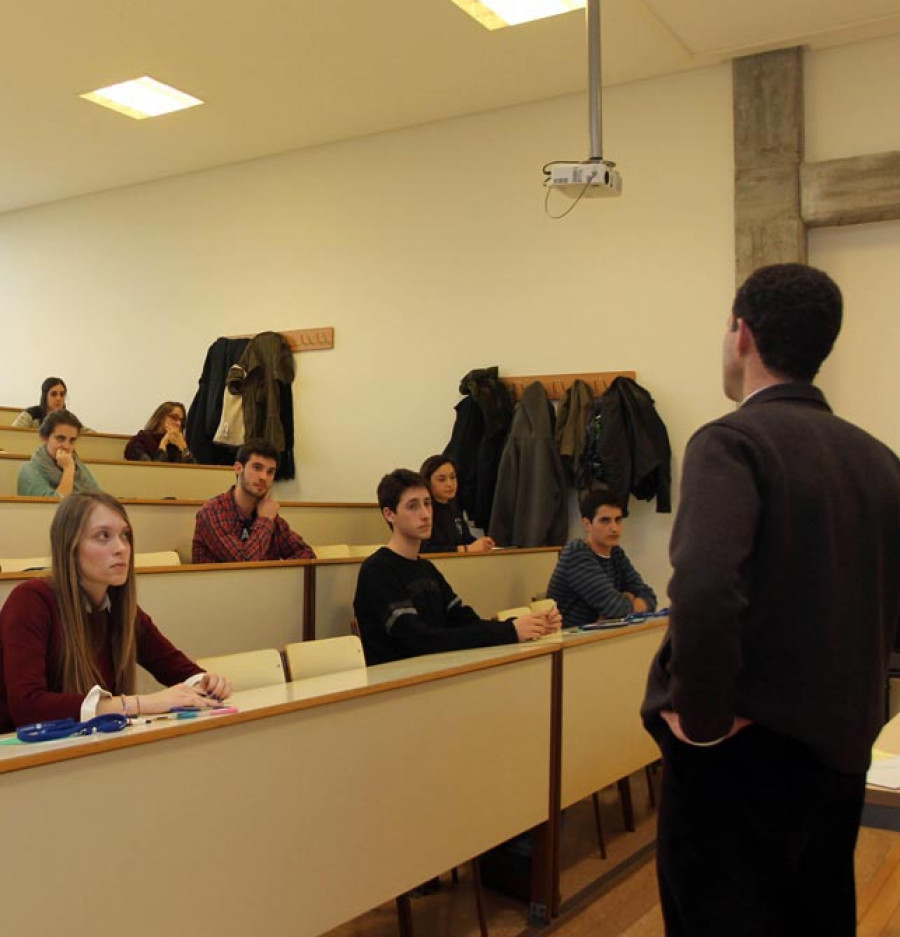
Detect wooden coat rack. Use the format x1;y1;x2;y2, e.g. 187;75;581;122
227;327;334;353
500;370;636;402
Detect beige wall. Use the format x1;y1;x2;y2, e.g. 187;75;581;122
0;36;898;603
805;35;900;453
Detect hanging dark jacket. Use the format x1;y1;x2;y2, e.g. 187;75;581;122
237;331;296;480
579;376;671;513
555;379;595;482
489;381;568;548
443;367;515;530
186;337;250;465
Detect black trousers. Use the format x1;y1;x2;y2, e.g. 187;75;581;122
656;724;866;937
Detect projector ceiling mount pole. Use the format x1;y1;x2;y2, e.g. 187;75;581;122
542;0;621;201
587;0;603;161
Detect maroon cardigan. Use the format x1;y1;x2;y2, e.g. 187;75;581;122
124;429;195;463
0;578;201;731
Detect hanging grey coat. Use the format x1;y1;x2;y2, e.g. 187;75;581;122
489;381;568;548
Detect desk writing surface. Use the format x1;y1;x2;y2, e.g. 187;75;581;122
874;712;900;756
0;645;553;937
0;640;556;772
866;712;900;814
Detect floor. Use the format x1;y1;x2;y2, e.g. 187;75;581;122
323;769;900;937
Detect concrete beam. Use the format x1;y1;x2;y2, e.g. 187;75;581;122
801;151;900;228
732;48;807;284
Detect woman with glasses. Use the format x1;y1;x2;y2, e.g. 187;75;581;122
124;401;195;463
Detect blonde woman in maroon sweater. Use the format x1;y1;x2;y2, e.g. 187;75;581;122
0;492;230;732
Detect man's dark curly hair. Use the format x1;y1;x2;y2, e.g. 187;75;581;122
732;263;842;382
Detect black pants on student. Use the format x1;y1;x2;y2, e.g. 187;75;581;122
655;724;866;937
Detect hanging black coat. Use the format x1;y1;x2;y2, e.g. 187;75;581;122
443;367;515;530
579;376;672;514
186;337;250;466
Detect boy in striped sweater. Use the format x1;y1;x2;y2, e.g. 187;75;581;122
547;489;656;627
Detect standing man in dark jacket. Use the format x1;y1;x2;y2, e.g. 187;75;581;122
642;263;900;937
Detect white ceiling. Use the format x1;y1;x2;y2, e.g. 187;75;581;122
2;0;900;215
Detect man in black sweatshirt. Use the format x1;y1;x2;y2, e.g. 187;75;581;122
354;468;560;665
641;264;900;937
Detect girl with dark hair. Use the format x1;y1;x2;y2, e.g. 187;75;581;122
11;377;67;428
418;454;494;555
124;401;195;462
0;491;230;731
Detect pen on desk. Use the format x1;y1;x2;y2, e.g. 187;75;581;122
143;711;198;723
141;706;238;725
143;706;239;725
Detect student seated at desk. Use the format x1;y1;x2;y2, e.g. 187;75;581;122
354;468;560;665
0;492;231;732
125;401;196;463
547;489;657;628
11;375;68;429
418;454;493;554
17;410;101;499
192;437;315;563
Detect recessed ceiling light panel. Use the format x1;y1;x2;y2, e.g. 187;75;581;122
80;76;204;120
451;0;585;30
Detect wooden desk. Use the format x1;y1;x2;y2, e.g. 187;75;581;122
0;563;308;688
0;425;129;461
559;623;666;808
0;451;234;499
0;495;384;561
133;563;308;688
0;644;555;937
864;713;900;831
1;549;564;678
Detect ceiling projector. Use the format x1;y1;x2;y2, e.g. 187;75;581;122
545;161;622;198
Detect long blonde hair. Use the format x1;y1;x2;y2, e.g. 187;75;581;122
144;401;186;435
50;492;138;695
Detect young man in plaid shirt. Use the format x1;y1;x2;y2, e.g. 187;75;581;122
192;438;315;564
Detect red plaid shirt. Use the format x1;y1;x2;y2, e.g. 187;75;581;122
192;488;315;564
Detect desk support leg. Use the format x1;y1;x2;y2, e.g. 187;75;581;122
617;777;636;832
395;894;414;937
470;857;489;937
530;652;563;923
591;791;608;859
302;565;316;642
